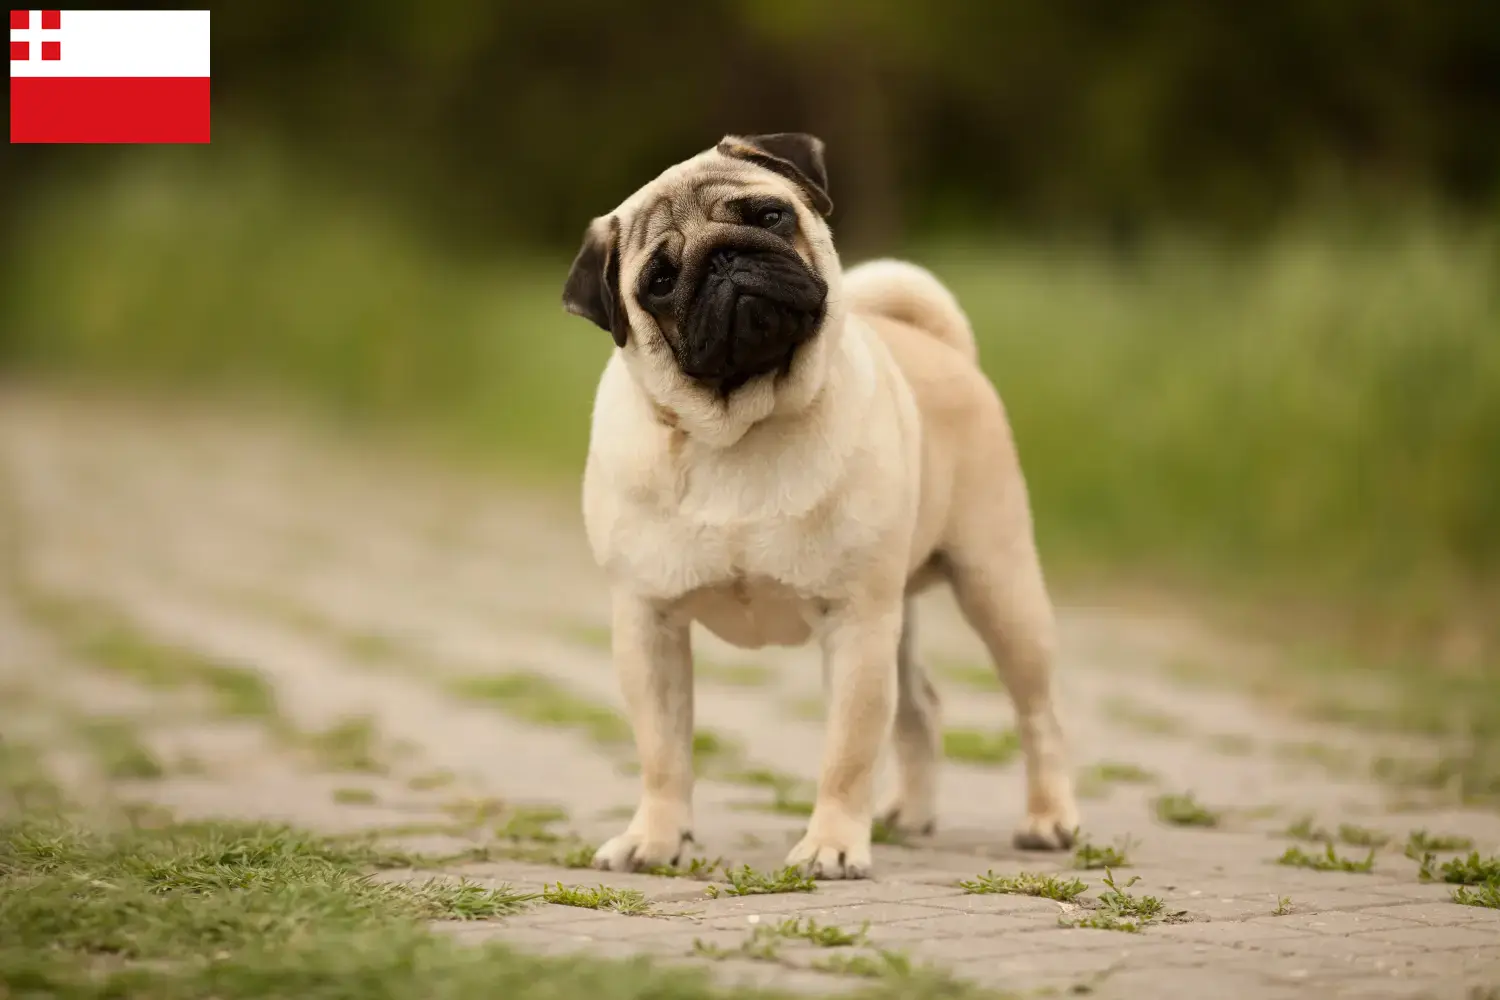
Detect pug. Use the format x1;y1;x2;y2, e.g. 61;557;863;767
562;133;1077;879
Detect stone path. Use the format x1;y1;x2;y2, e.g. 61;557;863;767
1;388;1497;999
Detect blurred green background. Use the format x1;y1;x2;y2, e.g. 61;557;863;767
2;0;1498;669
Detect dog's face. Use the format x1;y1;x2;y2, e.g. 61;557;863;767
563;134;843;431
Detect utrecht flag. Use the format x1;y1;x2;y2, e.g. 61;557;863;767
10;10;210;143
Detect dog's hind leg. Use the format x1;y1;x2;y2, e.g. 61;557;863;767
877;598;942;834
948;509;1078;850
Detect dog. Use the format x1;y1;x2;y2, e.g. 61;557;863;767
562;133;1077;879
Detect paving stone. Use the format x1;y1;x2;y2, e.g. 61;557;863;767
1355;925;1500;950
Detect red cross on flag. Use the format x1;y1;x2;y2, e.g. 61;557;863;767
10;10;210;143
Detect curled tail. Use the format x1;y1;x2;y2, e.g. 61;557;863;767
841;258;977;363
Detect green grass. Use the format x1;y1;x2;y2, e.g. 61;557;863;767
541;883;652;915
724;768;817;817
77;717;165;781
1059;870;1168;933
1076;761;1158;798
941;728;1021;765
332;787;379;806
1404;829;1475;855
705;865;817;898
302;716;387;774
449;673;631;746
1205;733;1257;756
23;591;280;722
958;870;1087;902
1276;844;1376;873
1416;851;1500;885
7;816;993;999
695;917;869;961
407;769;457;792
1453;882;1500;909
647;856;724;880
1284;817;1390;848
1102;698;1188;737
1274;895;1294;916
1072;837;1133;870
1153;793;1220;828
495;805;570;842
0;737;64;815
934;661;996;690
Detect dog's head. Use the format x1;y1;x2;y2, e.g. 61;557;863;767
563;134;843;440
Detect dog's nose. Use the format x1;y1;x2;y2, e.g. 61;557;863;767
710;247;739;270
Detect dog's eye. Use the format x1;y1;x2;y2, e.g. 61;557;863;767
648;267;677;297
755;208;785;229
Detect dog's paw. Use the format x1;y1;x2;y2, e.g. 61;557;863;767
593;828;692;873
1013;770;1080;851
1012;797;1080;851
786;826;873;880
875;794;937;837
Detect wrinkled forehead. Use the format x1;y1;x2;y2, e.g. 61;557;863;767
612;150;798;261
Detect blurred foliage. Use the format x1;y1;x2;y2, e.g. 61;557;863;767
2;1;1499;254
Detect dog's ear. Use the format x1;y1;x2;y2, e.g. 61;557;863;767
562;215;628;347
717;133;833;217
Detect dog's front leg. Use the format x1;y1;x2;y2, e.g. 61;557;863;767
787;597;901;879
593;591;695;872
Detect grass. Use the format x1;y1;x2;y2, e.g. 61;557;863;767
23;591;280;721
7;816;980;999
695;917;868;961
934;661;996;690
449;673;631;746
1404;829;1475;855
942;728;1021;765
1059;870;1168;933
1416;851;1500;885
725;768;817;818
302;715;387;774
1276;844;1377;873
1072;837;1133;870
647;856;724;880
408;769;456;792
1205;733;1257;756
495;805;570;842
332;787;379;805
1284;817;1390;848
1101;698;1188;737
705;865;817;898
0;737;64;815
1274;895;1294;916
1077;760;1157;798
77;717;165;780
1453;882;1500;909
541;882;652;915
958;870;1087;902
1153;793;1220;828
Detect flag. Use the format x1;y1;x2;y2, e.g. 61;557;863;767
10;10;210;143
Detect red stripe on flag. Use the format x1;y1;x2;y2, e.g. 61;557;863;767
10;77;210;144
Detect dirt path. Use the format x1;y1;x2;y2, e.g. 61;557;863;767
2;388;1497;999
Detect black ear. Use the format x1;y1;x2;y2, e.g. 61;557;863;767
562;216;628;347
717;133;833;217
